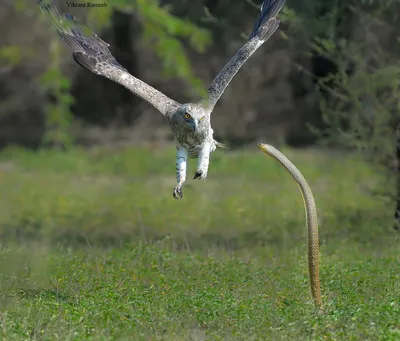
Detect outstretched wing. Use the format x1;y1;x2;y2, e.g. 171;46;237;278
37;0;180;116
205;0;285;112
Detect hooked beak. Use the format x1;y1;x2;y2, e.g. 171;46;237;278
192;120;198;132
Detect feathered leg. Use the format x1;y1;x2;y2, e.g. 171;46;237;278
173;145;188;199
193;143;211;180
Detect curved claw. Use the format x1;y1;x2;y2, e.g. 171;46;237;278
172;185;183;199
193;170;203;180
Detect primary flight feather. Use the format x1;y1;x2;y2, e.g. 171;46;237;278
38;0;286;199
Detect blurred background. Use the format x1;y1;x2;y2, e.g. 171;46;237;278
1;1;400;337
1;0;400;236
5;0;399;148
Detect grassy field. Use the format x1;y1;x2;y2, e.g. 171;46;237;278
0;143;399;340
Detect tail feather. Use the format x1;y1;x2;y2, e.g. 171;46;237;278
249;0;286;41
37;0;125;73
215;140;229;150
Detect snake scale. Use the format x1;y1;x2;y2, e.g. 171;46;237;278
258;143;322;307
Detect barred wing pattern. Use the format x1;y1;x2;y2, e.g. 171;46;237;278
205;0;285;112
37;0;180;117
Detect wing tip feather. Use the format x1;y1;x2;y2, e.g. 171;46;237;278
249;0;285;41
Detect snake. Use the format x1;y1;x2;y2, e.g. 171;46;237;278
258;143;322;307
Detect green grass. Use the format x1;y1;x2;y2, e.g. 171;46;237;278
0;144;399;340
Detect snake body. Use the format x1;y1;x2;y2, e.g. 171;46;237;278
258;143;322;307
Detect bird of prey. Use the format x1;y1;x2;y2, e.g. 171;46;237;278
38;0;286;199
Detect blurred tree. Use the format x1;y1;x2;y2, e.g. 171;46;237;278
39;38;75;150
85;0;212;97
67;0;211;127
0;46;24;120
274;0;356;145
6;0;212;146
296;0;400;230
0;46;23;67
